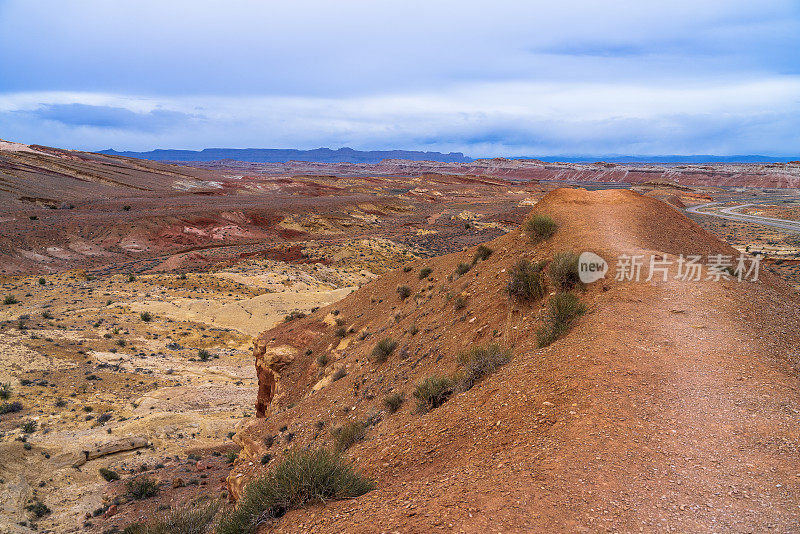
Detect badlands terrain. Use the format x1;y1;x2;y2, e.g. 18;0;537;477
0;140;799;533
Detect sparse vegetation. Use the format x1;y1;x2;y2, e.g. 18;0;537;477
126;476;160;500
331;367;347;381
284;311;306;322
26;501;50;519
525;214;558;243
99;467;120;481
536;293;587;347
335;326;347;338
413;376;453;413
0;401;22;414
122;501;219;534
3;295;18;305
216;448;374;534
418;267;433;280
225;451;239;464
42;310;52;319
455;262;471;276
507;259;547;301
371;337;397;363
402;265;413;272
453;296;466;309
455;344;511;393
38;277;46;285
316;353;329;367
396;285;411;300
128;274;136;282
332;420;366;451
549;251;581;290
140;311;152;322
197;349;212;361
472;245;493;264
0;382;11;399
21;419;38;433
383;393;404;413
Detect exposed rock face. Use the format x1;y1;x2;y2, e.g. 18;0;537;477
71;436;149;467
253;342;297;417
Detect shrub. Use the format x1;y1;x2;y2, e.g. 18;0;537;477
371;338;397;363
99;467;120;481
383;393;404;414
331;367;347;381
0;382;11;399
26;501;50;519
455;263;471;277
179;273;187;280
3;295;18;305
140;312;152;322
216;448;374;534
455;344;511;393
334;326;347;338
225;451;239;464
316;353;329;367
128;274;136;282
38;277;46;286
453;296;466;310
117;338;127;347
506;259;547;301
54;397;67;407
418;267;432;280
413;376;453;413
21;420;38;433
197;349;212;361
332;420;366;451
0;401;22;414
536;293;587;347
126;476;160;500
396;285;411;300
472;245;493;264
525;215;558;243
42;311;53;320
549;251;581;291
402;265;413;273
122;501;218;534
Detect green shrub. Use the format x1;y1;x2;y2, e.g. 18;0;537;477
3;295;18;305
455;263;471;277
396;285;411;300
418;267;433;280
197;349;212;361
225;451;239;464
332;420;366;451
371;338;397;363
413;376;453;413
506;259;547;301
128;274;136;282
38;277;46;286
126;476;160;500
21;419;37;433
455;344;511;393
122;501;218;534
140;311;152;322
99;467;120;481
0;382;11;399
472;245;493;264
216;448;374;534
383;393;404;414
42;311;53;320
0;401;22;414
536;293;587;347
525;215;558;243
549;251;581;290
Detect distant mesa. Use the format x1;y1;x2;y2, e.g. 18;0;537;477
98;147;473;164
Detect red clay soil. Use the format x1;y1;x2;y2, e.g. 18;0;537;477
226;188;800;533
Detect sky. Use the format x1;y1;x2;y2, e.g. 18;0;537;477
0;0;798;157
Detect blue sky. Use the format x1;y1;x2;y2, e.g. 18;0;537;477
0;0;798;156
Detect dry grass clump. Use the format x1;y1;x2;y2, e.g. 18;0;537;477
507;259;547;301
418;267;433;280
122;500;219;534
472;245;493;264
549;251;581;290
396;285;411;300
216;448;374;534
537;293;587;347
125;476;160;500
525;214;558;243
413;376;453;413
331;420;366;451
383;393;404;413
455;344;511;393
455;263;471;277
371;337;397;363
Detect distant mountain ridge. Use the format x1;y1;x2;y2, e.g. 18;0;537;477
518;155;799;164
98;147;473;164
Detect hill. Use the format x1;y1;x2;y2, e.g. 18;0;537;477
98;147;473;164
225;188;800;532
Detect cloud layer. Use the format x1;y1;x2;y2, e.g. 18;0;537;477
0;0;798;155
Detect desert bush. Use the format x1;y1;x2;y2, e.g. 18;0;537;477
128;274;136;282
26;501;50;519
38;277;46;286
99;467;120;481
332;420;366;451
0;401;22;414
455;344;511;393
472;245;493;264
455;263;471;277
402;265;413;273
225;451;239;464
525;215;558;243
418;267;433;280
126;476;160;500
334;326;347;338
140;312;152;322
123;205;132;211
536;293;587;347
383;393;404;414
122;501;218;534
371;338;397;363
396;285;411;300
284;311;306;322
216;448;374;534
197;349;212;361
316;353;329;367
21;420;37;433
54;397;67;407
0;382;11;399
3;295;18;305
413;376;453;413
42;311;52;319
331;367;347;381
549;251;581;290
506;259;547;301
453;296;466;310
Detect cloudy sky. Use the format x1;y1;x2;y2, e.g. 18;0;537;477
0;0;798;156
